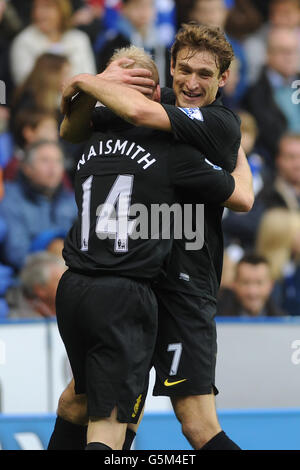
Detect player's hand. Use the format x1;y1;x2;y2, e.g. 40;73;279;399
99;58;156;97
61;76;80;115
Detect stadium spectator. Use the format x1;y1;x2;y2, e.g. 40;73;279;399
70;0;106;45
223;132;300;257
244;0;300;85
243;27;300;163
3;108;75;192
256;208;300;315
6;251;66;319
221;57;242;110
0;106;14;177
3;108;58;181
225;0;263;41
217;254;286;317
12;109;59;151
11;53;71;119
0;0;22;105
95;0;172;87
222;111;268;252
10;0;96;87
0;147;14;319
249;0;271;20
0;140;77;271
255;133;300;212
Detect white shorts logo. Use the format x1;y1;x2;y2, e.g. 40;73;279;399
179;107;204;121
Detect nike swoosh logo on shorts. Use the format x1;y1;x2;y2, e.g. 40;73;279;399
164;378;187;387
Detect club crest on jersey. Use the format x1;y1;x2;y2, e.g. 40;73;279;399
179;107;204;121
204;158;222;171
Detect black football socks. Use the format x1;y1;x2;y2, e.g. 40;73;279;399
47;415;136;450
47;416;87;450
201;431;241;450
122;429;136;450
85;442;112;450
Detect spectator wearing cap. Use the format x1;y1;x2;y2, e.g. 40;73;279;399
0;140;77;271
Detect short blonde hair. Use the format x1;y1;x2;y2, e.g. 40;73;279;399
256;208;300;280
108;45;159;84
238;111;259;140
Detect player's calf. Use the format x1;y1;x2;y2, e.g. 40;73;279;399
57;380;88;425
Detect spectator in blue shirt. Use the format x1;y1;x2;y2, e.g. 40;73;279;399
0;139;77;271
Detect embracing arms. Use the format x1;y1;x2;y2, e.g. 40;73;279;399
60;60;171;142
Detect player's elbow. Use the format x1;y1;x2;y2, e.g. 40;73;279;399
60;120;88;143
225;190;254;213
236;192;255;212
60;120;75;142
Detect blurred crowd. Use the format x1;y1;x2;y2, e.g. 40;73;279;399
0;0;300;319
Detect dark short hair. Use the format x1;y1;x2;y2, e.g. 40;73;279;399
270;0;300;9
238;253;269;267
13;109;57;148
171;22;234;75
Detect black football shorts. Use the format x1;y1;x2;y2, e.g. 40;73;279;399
56;269;157;423
152;288;218;397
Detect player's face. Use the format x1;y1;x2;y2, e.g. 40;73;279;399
171;47;229;108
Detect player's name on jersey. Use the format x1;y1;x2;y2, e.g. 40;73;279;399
77;139;157;171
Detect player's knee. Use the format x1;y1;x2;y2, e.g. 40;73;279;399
57;386;88;426
181;418;221;449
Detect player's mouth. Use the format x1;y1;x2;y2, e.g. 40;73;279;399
182;90;203;102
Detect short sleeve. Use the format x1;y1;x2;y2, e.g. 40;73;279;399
169;142;235;205
162;103;241;173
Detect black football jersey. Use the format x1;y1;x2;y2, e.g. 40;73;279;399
158;88;241;299
63;114;235;281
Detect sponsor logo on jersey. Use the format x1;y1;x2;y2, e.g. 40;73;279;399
204;158;222;171
179;107;204;121
164;378;187;387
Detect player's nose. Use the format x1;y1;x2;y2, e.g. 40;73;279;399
186;74;199;91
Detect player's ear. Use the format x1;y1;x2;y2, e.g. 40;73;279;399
218;69;230;88
170;58;175;77
153;84;161;103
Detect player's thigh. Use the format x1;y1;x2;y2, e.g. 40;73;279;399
78;274;157;423
152;290;218;397
56;270;87;395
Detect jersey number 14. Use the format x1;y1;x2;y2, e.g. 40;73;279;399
81;174;136;253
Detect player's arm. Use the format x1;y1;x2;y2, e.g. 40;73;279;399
60;59;158;142
171;145;253;212
223;146;254;212
60;92;97;143
60;72;171;133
